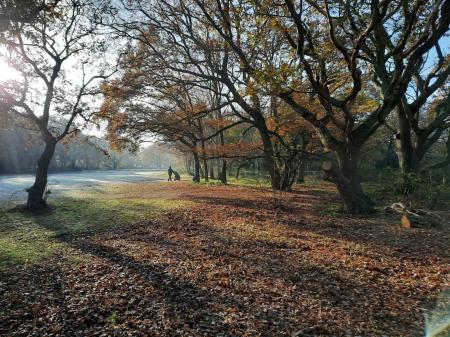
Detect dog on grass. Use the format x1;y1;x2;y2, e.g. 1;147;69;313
173;171;181;181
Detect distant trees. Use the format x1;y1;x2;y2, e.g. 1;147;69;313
99;66;244;183
140;144;181;171
0;126;41;174
0;125;141;174
0;0;114;209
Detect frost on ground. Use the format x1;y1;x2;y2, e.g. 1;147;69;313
0;170;164;203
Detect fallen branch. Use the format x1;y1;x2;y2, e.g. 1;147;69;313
384;203;445;229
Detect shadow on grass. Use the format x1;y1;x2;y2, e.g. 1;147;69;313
0;196;188;269
17;216;419;335
183;187;449;261
0;185;446;336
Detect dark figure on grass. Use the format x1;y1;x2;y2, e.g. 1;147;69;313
168;166;174;181
173;170;180;181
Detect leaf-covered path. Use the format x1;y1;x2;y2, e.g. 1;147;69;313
1;182;449;336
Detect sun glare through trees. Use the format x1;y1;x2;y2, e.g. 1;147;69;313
0;60;19;82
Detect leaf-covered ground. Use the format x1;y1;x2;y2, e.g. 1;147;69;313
0;181;449;336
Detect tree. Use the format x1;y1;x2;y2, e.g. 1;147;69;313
101;0;317;191
395;85;450;187
100;55;242;183
100;0;449;213
254;0;449;213
0;0;61;32
0;0;114;209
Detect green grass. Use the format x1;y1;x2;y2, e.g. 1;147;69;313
314;202;347;218
194;173;329;189
0;213;62;269
0;185;189;271
228;176;272;187
106;311;119;325
40;197;187;235
195;176;272;188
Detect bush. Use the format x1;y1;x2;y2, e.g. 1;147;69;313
365;168;450;209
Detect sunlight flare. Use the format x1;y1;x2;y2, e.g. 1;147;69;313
0;60;20;82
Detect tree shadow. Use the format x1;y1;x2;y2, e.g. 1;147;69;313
184;186;449;261
291;216;450;261
2;186;446;336
100;214;429;336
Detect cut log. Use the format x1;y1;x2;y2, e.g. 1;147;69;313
385;202;444;229
401;215;411;229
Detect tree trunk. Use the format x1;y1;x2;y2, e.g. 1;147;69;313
395;107;415;173
27;138;56;209
297;161;305;183
192;151;201;183
218;127;227;184
236;161;247;180
257;126;282;189
395;108;426;194
395;133;425;194
278;153;304;191
322;150;375;214
280;160;294;191
201;140;209;182
209;160;215;180
185;155;194;176
200;166;205;179
220;159;227;184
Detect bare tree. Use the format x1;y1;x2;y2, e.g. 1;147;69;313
0;0;114;209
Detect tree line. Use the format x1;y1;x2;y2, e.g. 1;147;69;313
0;122;144;174
0;0;449;213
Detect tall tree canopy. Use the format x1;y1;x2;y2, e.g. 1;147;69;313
98;0;449;213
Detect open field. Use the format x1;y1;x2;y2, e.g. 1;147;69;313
0;181;449;336
0;170;166;204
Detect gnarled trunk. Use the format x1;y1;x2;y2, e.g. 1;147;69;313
27;138;56;209
322;149;374;214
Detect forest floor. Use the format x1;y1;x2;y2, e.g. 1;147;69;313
0;180;449;336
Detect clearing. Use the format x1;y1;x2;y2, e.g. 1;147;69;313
0;170;165;204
